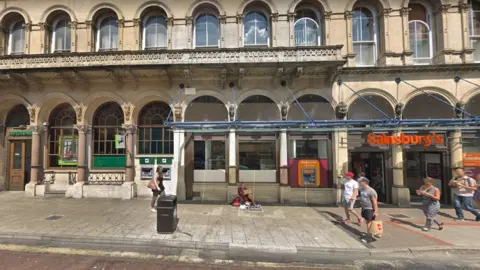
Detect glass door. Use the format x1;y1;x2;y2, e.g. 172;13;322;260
405;152;444;202
9;141;26;191
193;136;227;183
350;152;386;202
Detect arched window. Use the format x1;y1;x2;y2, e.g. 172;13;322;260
244;11;269;46
469;0;480;62
48;104;78;168
409;3;432;64
52;18;71;53
97;16;118;51
138;102;173;154
295;9;321;46
9;20;25;55
92;103;125;168
143;15;167;50
352;7;377;66
194;12;219;48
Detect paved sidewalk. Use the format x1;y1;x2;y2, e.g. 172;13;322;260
1;192;480;254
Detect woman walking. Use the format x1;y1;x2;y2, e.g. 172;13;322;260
148;166;165;213
416;177;444;231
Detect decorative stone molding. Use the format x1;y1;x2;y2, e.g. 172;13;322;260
0;47;343;70
186;16;193;25
73;103;86;124
455;101;466;118
116;19;125;28
236;14;243;24
287;12;296;22
121;102;135;124
173;104;183;122
324;12;332;21
281;103;288;121
400;7;410;16
395;103;404;119
27;105;38;124
27;125;42;134
121;124;137;135
271;13;279;22
344;11;353;20
167;17;174;27
335;102;348;119
228;103;236;121
74;124;91;134
69;21;78;30
219;15;226;24
133;18;140;27
459;3;471;12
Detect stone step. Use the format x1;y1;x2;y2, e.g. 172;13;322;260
44;191;66;197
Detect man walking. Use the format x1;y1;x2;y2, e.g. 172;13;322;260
342;172;362;225
449;167;480;222
358;178;379;243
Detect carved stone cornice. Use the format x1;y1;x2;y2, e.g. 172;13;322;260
186;16;193;25
167;17;174;27
73;103;86;124
271;13;279;22
133;18;141;27
121;124;137;134
287;12;296;22
338;63;480;76
69;21;78;30
85;20;92;28
459;3;471;12
27;105;38;124
27;125;42;134
324;12;332;21
117;19;125;28
236;14;244;24
344;11;353;20
173;104;183;122
219;15;227;24
74;124;91;134
400;7;410;16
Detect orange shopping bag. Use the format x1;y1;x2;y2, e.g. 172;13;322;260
368;220;384;237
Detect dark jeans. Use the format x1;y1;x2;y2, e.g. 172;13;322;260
454;195;480;219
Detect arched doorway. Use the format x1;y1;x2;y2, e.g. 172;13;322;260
184;96;228;200
403;93;454;202
5;105;31;191
347;94;395;202
237;95;279;121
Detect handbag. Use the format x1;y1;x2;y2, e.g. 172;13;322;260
147;178;157;190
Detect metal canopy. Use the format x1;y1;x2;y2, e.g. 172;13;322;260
164;77;480;131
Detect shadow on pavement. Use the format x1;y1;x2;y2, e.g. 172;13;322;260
390;218;423;229
437;211;456;220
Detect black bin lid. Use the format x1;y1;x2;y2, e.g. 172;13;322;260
158;195;177;206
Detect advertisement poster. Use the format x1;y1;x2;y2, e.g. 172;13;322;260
464;153;480;178
58;136;78;166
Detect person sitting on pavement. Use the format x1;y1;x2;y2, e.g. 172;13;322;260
358;177;379;243
341;172;362;225
238;183;255;205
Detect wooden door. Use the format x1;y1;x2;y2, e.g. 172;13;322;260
9;141;26;191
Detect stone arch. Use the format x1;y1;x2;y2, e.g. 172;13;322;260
86;2;124;21
0;94;31;125
37;92;78;124
185;95;228;122
286;89;337;107
134;0;173;18
82;92;125;125
5;104;30;128
346;0;391;10
237;0;278;14
400;86;457;106
236;89;281;105
48;103;77;127
288;94;335;120
402;91;456;119
460;86;480;104
288;0;331;13
237;95;280;121
400;0;446;8
186;0;226;16
0;7;31;24
464;91;480;117
40;5;77;22
346;92;396;120
131;93;173;123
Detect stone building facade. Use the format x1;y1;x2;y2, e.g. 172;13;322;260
0;0;480;206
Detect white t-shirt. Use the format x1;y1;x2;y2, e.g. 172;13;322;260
342;178;359;200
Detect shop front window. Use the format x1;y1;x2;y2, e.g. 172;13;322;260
462;131;480;177
239;141;276;170
48;104;78;167
194;140;226;170
289;140;328;159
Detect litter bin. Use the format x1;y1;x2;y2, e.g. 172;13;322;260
157;195;177;234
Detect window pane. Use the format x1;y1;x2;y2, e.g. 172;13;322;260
295;18;318;46
99;17;117;50
353;43;375;66
470;9;480;36
244;12;268;45
194;141;225;170
13;143;22;169
409;21;431;62
473;38;480;62
195;15;207;46
194;141;205;169
11;22;25;54
55;19;71;52
206;15;218;46
145;16;167;48
353;8;374;42
239;141;276;170
289;140;328;159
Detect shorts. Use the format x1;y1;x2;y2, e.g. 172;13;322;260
361;209;375;222
342;198;355;210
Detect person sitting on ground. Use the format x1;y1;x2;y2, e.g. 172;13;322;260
238;183;255;205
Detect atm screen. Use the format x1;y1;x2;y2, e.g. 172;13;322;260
302;168;317;186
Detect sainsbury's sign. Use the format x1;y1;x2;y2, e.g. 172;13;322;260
367;133;444;147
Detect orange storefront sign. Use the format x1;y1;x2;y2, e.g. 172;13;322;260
463;153;480;167
367;133;444;147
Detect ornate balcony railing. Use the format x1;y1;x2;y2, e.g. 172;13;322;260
0;46;344;70
87;172;125;185
41;171;77;185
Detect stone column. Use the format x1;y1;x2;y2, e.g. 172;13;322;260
344;11;356;67
227;129;237;201
333;128;348;205
287;12;295;47
117;19;124;51
86;21;93;52
24;23;31;54
70;21;77;53
237;15;244;47
66;125;89;198
279;129;290;203
450;130;463;169
133;19;141;50
39;22;48;53
391;131;410;207
167;17;174;49
119;124;136;199
460;3;474;63
219;15;226;48
401;7;413;65
173;105;186;200
271;13;278;47
324;12;332;45
186;17;193;49
25;125;41;196
0;25;6;55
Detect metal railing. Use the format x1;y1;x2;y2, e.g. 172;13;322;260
41;171;77;185
87;172;125;185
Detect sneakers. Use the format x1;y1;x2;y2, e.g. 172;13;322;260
422;227;429;232
438;223;444;231
150;208;157;213
455;218;465;222
476;216;480;222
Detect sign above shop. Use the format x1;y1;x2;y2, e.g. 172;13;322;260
139;157;173;165
8;131;32;137
367;133;444;147
464;153;480;167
